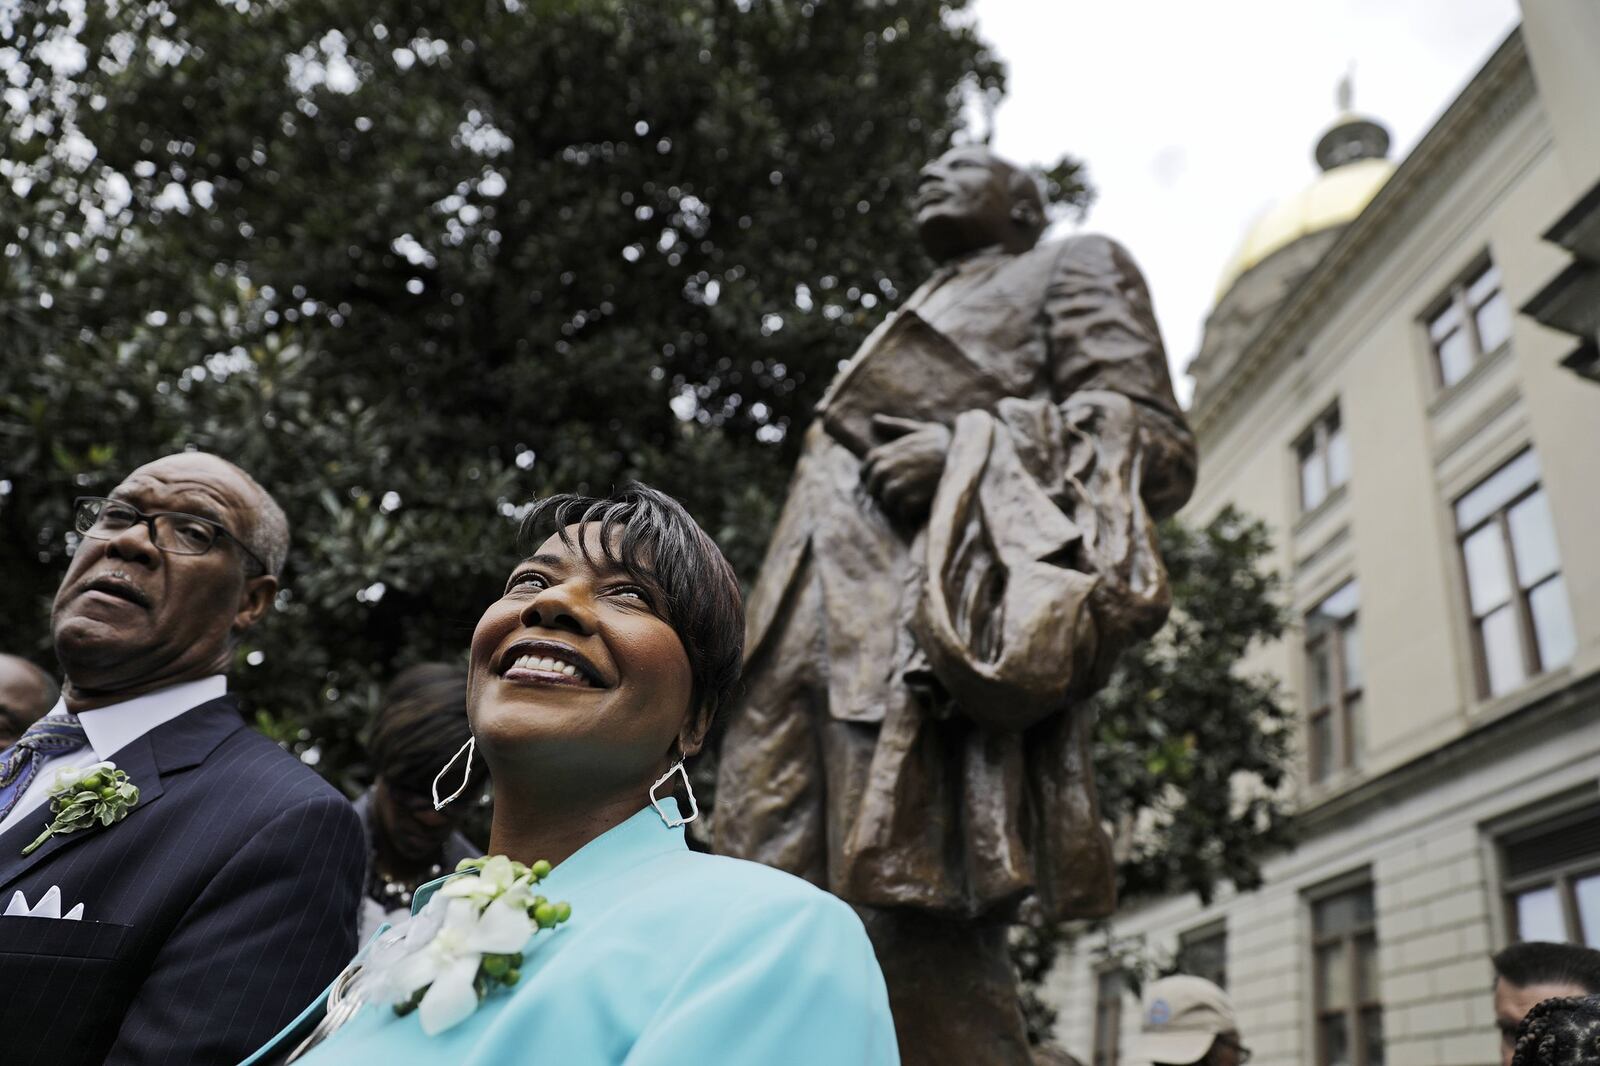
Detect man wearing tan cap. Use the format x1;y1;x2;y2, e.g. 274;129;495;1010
1128;974;1251;1066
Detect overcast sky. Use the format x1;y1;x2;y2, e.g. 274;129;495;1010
969;0;1523;404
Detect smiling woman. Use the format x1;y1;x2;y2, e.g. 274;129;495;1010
254;484;899;1066
465;488;743;843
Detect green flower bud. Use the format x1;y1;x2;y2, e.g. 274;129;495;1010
554;901;572;924
533;902;558;928
505;968;521;985
99;786;117;800
483;954;510;977
530;860;552;880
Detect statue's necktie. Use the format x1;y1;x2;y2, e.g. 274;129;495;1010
0;716;89;822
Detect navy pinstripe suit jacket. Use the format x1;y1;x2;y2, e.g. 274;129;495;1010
0;694;364;1066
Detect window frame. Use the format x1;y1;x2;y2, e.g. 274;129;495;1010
1309;879;1384;1066
1453;451;1571;699
1091;964;1125;1066
1177;920;1228;990
1295;405;1349;515
1425;255;1512;391
1500;803;1600;947
1305;580;1361;784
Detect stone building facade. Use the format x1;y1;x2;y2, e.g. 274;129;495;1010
1046;22;1600;1066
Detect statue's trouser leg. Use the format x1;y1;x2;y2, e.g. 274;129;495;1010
856;904;1034;1066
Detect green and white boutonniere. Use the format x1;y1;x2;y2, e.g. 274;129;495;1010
286;855;575;1059
358;855;572;1036
23;760;140;856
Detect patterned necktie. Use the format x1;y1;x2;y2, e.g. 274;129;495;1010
0;716;89;822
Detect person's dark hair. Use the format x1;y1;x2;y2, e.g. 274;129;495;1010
518;484;744;731
1495;942;1600;995
369;662;477;794
1511;994;1600;1065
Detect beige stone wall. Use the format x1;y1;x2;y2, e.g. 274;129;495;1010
1047;30;1600;1066
1047;710;1600;1066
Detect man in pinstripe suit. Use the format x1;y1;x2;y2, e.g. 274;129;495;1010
0;452;363;1066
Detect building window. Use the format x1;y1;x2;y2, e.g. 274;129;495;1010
1296;406;1350;512
1312;882;1383;1066
1502;804;1600;947
1306;581;1361;783
1455;449;1575;698
1177;922;1228;990
1428;258;1513;388
1092;967;1124;1066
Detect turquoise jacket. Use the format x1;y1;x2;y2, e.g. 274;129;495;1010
244;802;899;1065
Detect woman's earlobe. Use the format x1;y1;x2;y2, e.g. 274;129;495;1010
678;704;714;759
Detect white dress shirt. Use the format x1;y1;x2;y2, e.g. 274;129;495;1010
0;675;227;833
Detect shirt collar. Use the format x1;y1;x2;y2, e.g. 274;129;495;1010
410;800;686;916
542;800;686;898
51;675;228;759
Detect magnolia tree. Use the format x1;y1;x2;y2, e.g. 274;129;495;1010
1;3;1289;1029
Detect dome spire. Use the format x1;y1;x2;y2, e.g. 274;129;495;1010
1336;64;1354;113
1315;67;1390;172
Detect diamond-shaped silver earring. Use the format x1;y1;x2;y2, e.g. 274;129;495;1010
649;760;698;827
432;736;475;811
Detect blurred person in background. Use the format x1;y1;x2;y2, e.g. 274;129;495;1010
1128;975;1250;1066
358;661;483;940
0;654;58;747
1494;941;1600;1066
1509;993;1600;1066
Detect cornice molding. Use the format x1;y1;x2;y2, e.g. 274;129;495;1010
1296;665;1600;838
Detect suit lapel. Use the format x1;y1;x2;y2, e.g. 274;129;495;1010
0;695;245;893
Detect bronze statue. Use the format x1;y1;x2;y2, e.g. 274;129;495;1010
714;145;1196;1064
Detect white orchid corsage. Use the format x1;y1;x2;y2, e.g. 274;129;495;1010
22;761;139;856
351;855;571;1036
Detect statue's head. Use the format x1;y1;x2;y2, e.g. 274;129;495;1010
914;145;1046;262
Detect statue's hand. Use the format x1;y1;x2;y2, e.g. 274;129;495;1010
862;415;951;522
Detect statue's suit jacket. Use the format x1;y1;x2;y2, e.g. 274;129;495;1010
719;234;1195;923
0;694;363;1066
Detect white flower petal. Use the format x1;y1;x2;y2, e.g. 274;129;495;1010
417;956;482;1036
387;949;445;1001
477;855;515;891
436;878;487;900
441;897;480;933
47;760;114;793
467;898;536;954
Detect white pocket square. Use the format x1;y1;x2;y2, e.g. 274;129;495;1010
4;885;84;920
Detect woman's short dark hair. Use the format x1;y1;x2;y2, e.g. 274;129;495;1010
518;484;744;730
369;662;477;794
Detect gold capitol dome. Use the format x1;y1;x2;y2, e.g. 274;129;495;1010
1213;77;1395;302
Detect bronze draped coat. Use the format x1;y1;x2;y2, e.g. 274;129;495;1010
715;234;1196;923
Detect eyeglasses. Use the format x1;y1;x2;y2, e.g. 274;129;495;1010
72;496;267;575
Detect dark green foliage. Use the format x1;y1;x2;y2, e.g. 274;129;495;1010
1014;508;1296;1043
3;11;1287;1016
1;0;1007;785
1095;506;1296;905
